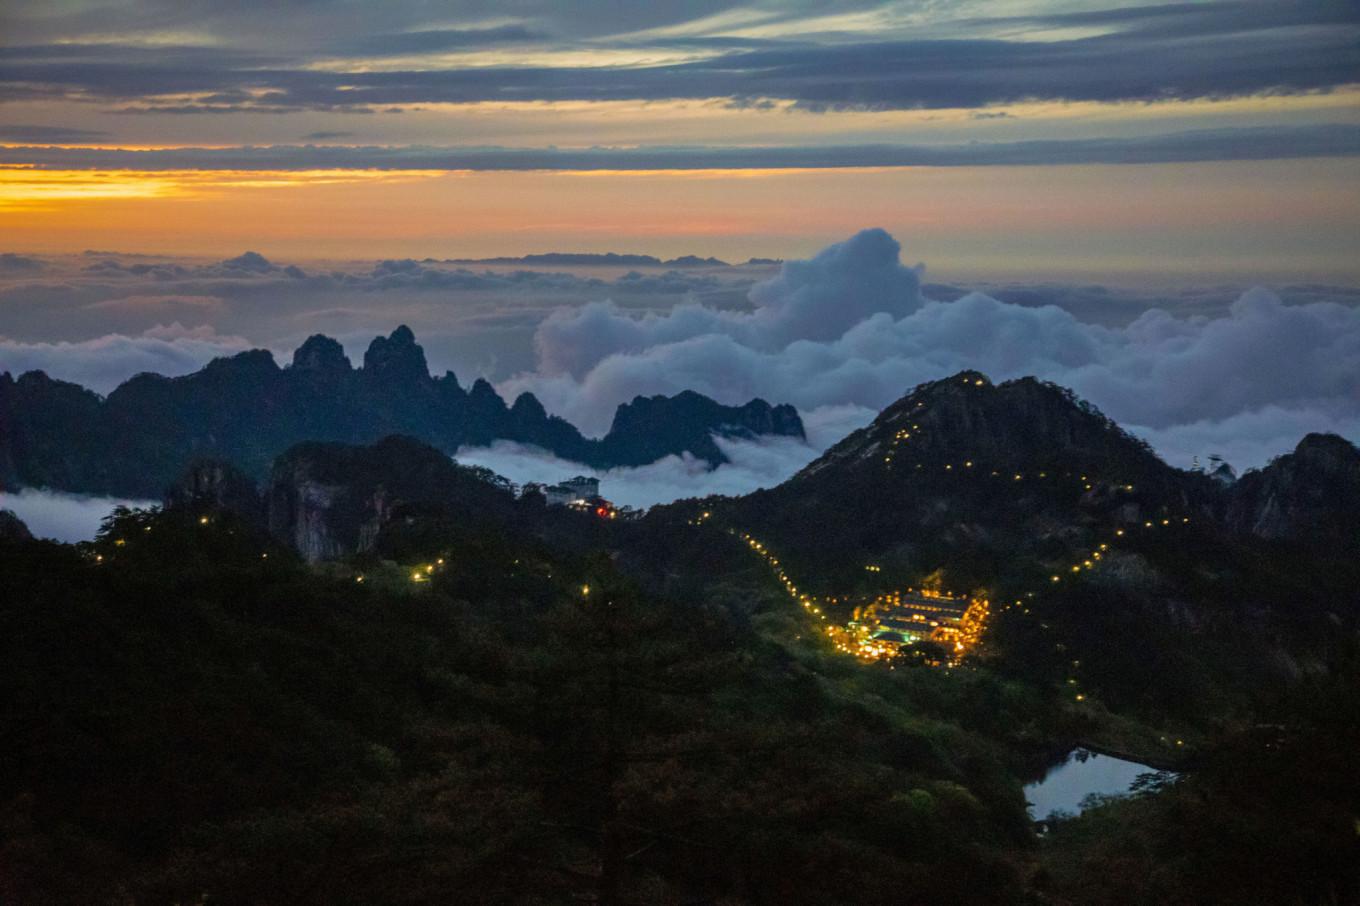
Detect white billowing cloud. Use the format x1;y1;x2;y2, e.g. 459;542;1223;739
506;229;1360;469
532;228;923;381
0;489;157;542
456;404;875;509
0;325;253;393
1130;406;1360;474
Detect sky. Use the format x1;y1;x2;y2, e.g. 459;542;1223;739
1;0;1358;272
2;1;1359;526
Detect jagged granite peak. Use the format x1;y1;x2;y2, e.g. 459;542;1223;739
291;334;351;373
604;390;805;466
1292;432;1359;467
469;377;501;400
201;348;281;377
1225;432;1360;544
467;377;509;414
511;391;548;422
0;325;807;495
1209;462;1238;485
266;435;519;562
363;324;429;383
164;458;266;527
0;508;32;542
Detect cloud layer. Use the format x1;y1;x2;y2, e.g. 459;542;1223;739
455;403;872;509
3;2;1357;112
4;230;1357;475
506;229;1360;470
4;125;1357;171
0;489;157;543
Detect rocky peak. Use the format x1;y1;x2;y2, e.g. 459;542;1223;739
1292;432;1360;472
363;325;429;385
705;372;1215;594
804;372;1162;486
201;349;280;379
1225;433;1360;544
266;435;518;562
291;334;352;374
510;391;547;422
468;378;508;415
164;458;266;527
602;391;805;467
609;390;804;441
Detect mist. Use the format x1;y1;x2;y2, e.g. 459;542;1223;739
456;404;873;509
0;489;158;543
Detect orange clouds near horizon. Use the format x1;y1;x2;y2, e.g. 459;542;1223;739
4;160;1359;282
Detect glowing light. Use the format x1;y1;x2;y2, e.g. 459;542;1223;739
0;165;444;212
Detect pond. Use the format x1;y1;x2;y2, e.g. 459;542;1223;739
1025;748;1170;820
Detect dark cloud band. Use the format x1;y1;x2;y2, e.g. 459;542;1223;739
3;125;1356;171
2;2;1356;111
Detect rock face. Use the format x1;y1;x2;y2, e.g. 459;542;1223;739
599;390;805;467
163;459;266;528
0;509;32;542
0;326;804;497
265;435;521;563
1225;433;1360;545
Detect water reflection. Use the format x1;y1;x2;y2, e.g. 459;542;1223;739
1026;748;1171;820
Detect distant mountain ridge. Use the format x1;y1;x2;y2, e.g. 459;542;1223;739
445;252;740;267
0;325;804;497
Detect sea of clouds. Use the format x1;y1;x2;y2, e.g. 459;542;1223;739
3;230;1358;523
500;229;1360;472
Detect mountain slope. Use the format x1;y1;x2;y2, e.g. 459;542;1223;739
702;371;1214;592
0;326;804;496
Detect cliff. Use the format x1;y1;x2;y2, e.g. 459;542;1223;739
1225;433;1360;545
264;435;522;563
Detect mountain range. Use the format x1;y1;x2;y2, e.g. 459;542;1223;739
0;325;804;497
3;367;1358;904
150;369;1359;622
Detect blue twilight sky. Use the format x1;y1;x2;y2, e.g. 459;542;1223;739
1;1;1358;499
1;0;1357;271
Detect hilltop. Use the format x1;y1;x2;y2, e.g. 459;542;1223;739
689;371;1218;591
